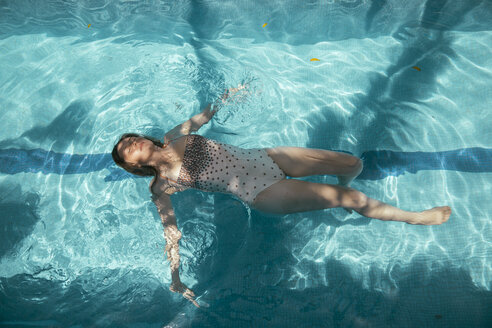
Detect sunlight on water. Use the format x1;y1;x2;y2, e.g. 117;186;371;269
0;0;491;326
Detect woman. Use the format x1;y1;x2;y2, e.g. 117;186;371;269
111;86;451;307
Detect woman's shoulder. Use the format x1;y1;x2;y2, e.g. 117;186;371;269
149;175;176;196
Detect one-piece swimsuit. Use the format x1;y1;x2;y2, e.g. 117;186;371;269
159;134;286;206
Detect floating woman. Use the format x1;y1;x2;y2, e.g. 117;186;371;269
111;85;451;306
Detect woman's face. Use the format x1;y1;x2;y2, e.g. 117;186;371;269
117;136;158;167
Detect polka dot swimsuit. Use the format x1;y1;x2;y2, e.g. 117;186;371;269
165;134;286;206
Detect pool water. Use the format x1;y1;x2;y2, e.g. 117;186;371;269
1;0;491;327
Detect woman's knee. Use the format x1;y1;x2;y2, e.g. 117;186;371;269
352;159;363;176
341;187;367;209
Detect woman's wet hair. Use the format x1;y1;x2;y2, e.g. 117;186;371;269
111;133;164;192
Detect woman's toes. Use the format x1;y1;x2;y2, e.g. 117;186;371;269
442;206;452;223
415;206;452;225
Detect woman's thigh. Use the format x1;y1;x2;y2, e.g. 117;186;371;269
251;178;364;214
265;146;362;178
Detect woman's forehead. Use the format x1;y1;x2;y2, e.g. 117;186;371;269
124;136;138;143
118;136;134;154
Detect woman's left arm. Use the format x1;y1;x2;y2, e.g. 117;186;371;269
163;104;216;145
164;85;249;143
188;88;235;131
190;85;249;131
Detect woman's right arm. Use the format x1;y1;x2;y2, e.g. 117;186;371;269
152;192;199;307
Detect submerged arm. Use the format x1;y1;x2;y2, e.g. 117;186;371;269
164;85;248;143
188;88;232;132
152;193;182;280
163;106;215;144
162;215;182;281
152;192;199;307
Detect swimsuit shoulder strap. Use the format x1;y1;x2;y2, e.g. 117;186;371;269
162;133;192;147
159;134;192;186
159;172;180;185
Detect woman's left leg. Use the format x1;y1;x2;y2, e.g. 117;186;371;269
251;179;451;225
265;146;363;214
265;146;363;181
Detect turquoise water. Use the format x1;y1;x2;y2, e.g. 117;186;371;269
1;0;491;327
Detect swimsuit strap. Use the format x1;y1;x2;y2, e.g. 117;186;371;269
159;172;180;185
159;134;188;184
162;134;186;148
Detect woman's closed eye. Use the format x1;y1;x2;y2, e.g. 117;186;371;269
128;138;137;153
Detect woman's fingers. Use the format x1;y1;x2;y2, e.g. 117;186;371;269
217;84;250;107
189;298;200;308
169;282;200;307
228;83;247;94
183;289;200;307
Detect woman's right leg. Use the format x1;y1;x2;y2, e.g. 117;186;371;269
251;179;451;225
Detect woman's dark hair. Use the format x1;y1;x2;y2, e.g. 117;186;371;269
111;133;164;193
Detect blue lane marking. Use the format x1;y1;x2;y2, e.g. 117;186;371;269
0;147;491;182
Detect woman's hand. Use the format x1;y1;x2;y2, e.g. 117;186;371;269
170;280;200;308
204;82;253;119
211;83;251;112
221;83;249;104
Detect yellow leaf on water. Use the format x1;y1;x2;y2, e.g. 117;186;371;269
412;66;421;71
310;58;320;61
262;23;267;27
88;24;91;28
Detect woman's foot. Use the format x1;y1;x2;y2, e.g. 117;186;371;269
410;206;452;225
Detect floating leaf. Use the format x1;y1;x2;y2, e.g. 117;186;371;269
262;23;267;27
88;24;91;28
310;58;320;61
412;66;421;71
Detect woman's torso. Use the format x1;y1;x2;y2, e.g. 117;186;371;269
160;136;187;180
151;134;286;205
150;135;188;194
154;134;286;204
